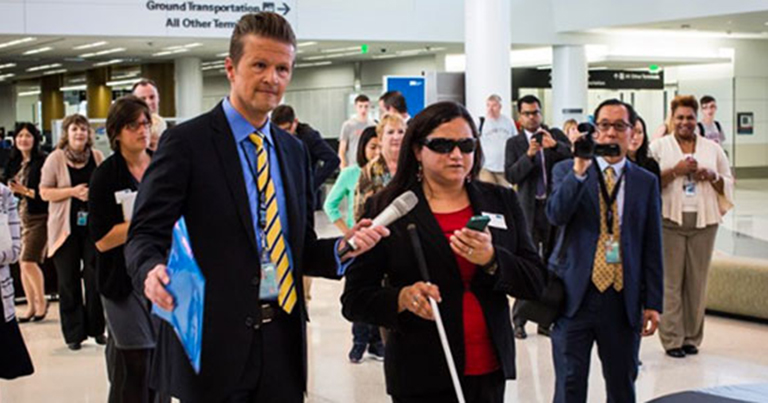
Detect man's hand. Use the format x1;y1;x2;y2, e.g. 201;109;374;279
338;218;390;259
641;309;660;337
527;136;543;157
573;157;592;177
540;129;557;149
145;264;174;311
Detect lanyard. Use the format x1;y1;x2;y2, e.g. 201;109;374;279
595;160;624;236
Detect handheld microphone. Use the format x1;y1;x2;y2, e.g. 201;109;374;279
338;190;418;257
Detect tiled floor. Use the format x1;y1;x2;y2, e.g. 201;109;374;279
2;180;768;403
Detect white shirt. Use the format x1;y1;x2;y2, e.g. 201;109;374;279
575;157;626;222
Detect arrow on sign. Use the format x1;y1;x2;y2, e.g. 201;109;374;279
278;2;290;15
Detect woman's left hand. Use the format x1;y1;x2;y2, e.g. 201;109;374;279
8;181;27;196
450;227;495;266
694;167;716;182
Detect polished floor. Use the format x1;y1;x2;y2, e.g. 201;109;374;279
2;180;768;403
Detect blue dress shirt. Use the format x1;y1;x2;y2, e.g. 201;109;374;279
223;97;294;299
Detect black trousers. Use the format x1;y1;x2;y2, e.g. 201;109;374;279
352;321;382;347
392;371;505;403
220;309;305;403
106;336;152;403
551;286;640;403
52;231;104;344
514;199;552;328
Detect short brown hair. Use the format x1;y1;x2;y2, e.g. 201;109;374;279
131;78;158;93
228;12;296;66
106;95;152;151
671;95;699;115
58;114;93;150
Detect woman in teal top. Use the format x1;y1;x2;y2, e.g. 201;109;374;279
324;126;379;234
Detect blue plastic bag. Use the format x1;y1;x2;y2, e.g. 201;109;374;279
152;217;205;374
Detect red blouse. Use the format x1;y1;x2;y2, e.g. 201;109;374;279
433;206;500;376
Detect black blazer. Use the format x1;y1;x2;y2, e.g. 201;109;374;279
296;122;340;208
341;181;546;398
504;128;571;233
126;103;340;402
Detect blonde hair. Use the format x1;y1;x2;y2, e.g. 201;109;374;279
375;113;406;138
58;114;94;150
562;119;578;134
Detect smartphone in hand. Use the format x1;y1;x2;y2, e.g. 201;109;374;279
465;215;491;232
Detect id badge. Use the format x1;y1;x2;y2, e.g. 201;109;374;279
683;180;696;197
259;252;279;300
76;211;88;226
605;239;621;264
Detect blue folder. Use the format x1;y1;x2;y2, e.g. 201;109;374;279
152;217;205;374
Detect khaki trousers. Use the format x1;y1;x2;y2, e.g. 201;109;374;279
659;212;718;351
479;169;511;188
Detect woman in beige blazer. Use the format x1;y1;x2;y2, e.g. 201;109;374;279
40;114;105;350
650;95;733;359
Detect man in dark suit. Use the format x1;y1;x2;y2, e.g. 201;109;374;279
504;94;571;338
125;12;387;403
271;104;341;210
546;99;663;403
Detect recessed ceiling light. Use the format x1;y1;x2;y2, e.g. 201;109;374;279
295;61;332;68
80;47;125;58
164;42;203;51
297;41;317;47
0;37;35;49
0;73;15;81
43;69;67;75
18;90;41;97
153;48;189;57
22;46;53;55
60;84;87;91
94;59;124;67
73;41;108;50
216;52;229;57
26;63;62;72
106;78;141;87
0;63;17;69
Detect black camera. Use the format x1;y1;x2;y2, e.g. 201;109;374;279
573;122;621;159
533;132;544;144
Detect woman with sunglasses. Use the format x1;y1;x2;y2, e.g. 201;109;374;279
342;102;545;403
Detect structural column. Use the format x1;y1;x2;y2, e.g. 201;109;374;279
87;67;112;119
41;74;65;132
552;45;588;126
464;0;511;120
141;62;175;117
0;84;17;133
174;57;203;119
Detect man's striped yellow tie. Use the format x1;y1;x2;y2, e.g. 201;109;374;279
249;132;297;313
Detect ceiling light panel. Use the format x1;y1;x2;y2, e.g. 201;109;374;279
73;41;107;50
0;37;35;49
79;47;125;58
26;63;62;72
22;46;53;55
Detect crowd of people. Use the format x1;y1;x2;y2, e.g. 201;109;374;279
0;10;737;403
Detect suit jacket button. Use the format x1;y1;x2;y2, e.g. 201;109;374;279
245;317;254;327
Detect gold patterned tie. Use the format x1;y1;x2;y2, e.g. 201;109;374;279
592;166;623;292
249;132;297;313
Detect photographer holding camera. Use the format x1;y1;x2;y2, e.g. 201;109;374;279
547;99;663;403
504;95;571;338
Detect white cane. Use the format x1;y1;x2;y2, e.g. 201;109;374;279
407;224;466;403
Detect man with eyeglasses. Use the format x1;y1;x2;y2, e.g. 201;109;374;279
504;94;571;339
546;99;663;403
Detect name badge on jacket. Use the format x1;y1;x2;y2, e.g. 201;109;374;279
482;212;507;230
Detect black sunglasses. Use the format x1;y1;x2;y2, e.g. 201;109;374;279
420;137;477;154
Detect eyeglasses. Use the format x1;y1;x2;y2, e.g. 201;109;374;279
126;120;151;131
520;110;541;117
420;137;477;154
597;121;631;132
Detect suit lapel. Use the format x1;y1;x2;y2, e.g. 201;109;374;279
585;162;600;212
621;161;637;232
209;104;258;251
